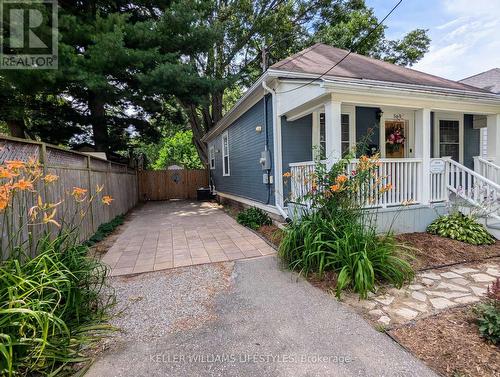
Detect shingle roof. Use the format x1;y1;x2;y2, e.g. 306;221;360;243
459;68;500;94
270;43;487;93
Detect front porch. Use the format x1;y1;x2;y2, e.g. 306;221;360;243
273;88;500;229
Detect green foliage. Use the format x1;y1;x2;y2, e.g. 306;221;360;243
237;207;272;230
427;212;494;245
85;214;125;246
153;130;203;169
0;237;114;376
279;151;413;299
279;210;413;299
476;303;500;345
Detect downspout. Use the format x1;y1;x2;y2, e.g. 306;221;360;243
262;80;290;222
263;89;271;205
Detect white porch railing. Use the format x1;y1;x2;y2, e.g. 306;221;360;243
474;156;500;184
288;158;422;208
446;158;500;220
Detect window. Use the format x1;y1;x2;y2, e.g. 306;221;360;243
209;146;215;170
319;113;326;159
319;113;351;158
222;131;230;176
341;114;350;156
439;120;460;161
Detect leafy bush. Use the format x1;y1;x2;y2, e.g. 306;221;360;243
280;150;414;299
86;214;125;246
427;212;494;245
237;207;272;230
475;278;500;345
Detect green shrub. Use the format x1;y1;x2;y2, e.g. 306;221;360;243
237;207;272;230
427;212;494;245
476;303;500;345
0;238;114;376
475;278;500;345
86;214;125;246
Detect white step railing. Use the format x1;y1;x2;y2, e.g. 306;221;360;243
474;156;500;184
446;158;500;220
289;158;422;208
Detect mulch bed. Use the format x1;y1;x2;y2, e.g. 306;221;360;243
257;224;284;247
389;306;500;377
396;232;500;270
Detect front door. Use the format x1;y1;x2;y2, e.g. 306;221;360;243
384;120;407;158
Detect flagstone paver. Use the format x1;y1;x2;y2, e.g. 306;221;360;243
101;201;276;276
342;258;500;326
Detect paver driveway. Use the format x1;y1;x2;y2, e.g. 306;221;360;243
101;201;276;276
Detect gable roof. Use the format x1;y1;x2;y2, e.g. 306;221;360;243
459;68;500;94
270;43;487;94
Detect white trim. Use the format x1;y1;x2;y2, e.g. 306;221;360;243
380;107;415;158
433;112;464;164
217;191;281;216
209;146;215;170
267;69;500;102
313;105;355;157
311;111;320;159
222;131;230;176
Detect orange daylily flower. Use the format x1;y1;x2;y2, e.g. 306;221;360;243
336;174;348;184
0;167;17;179
12;179;33;191
102;195;113;205
0;185;10;211
380;183;393;193
6;160;25;170
330;184;340;192
43;174;58;183
71;187;87;200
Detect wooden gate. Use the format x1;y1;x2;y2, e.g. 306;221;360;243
138;169;208;201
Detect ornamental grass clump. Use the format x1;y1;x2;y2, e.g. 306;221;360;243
0;158;115;376
279;149;414;299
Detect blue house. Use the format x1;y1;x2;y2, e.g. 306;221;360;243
203;44;500;233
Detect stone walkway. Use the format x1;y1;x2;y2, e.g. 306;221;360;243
343;258;500;326
101;201;275;276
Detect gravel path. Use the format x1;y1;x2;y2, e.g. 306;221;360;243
87;256;437;377
106;262;233;340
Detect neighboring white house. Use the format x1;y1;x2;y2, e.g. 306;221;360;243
460;68;500;159
204;44;500;233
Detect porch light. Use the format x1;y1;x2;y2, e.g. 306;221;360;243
376;108;383;121
255;125;262;133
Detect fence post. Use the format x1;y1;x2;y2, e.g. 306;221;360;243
40;142;49;202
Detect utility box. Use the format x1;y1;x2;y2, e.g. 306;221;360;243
260;150;271;170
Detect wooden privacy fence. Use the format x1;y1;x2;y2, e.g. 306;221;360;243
0;136;138;259
138;169;208;200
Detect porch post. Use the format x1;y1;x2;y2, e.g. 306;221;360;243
324;97;342;168
487;114;500;164
415;108;431;205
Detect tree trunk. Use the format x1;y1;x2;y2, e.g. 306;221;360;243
6;119;26;138
88;93;109;153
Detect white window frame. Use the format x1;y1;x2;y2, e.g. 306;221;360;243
313;106;355;159
433;113;464;164
209;146;215;170
222;131;230;176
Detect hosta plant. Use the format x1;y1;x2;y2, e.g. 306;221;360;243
427;212;494;245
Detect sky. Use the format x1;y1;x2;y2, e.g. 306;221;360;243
366;0;500;80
